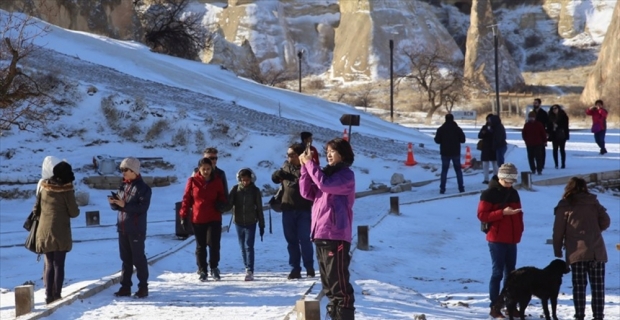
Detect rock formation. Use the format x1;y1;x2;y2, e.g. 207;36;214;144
581;1;620;105
0;0;142;40
464;0;524;92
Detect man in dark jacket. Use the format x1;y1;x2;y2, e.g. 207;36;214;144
434;114;466;194
532;98;549;168
272;143;315;279
108;157;152;298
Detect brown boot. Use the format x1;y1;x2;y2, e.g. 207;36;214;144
134;287;148;298
489;307;506;319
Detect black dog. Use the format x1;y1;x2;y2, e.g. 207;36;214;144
495;259;569;320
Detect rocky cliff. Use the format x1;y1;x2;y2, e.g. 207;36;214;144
581;1;620;105
464;0;524;91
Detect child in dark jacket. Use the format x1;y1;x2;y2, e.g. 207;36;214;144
228;168;265;281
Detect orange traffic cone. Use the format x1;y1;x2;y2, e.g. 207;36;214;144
343;129;349;141
405;142;417;166
462;146;472;169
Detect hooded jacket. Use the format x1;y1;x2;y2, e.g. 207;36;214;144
36;179;80;253
227;169;265;229
299;161;355;243
553;193;610;264
271;161;313;211
477;177;524;244
110;175;152;235
434;118;466;157
180;174;226;224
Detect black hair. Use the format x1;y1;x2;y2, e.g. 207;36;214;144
326;138;354;165
445;114;454;122
197;158;215;179
300;132;312;143
289;143;306;156
595;99;604;106
534;98;542;104
238;168;252;179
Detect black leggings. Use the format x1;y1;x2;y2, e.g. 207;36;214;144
552;139;566;167
44;251;67;299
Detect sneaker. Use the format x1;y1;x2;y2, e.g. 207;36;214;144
113;286;131;297
489;307;506;319
287;269;302;280
199;272;208;282
244;271;254;281
211;268;221;281
307;268;315;278
134;287;148;298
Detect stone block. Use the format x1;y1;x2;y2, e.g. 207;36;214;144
15;284;34;317
75;191;90;206
390;173;405;185
296;299;320;320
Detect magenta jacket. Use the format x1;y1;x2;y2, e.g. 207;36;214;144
299;161;355;243
585;107;608;133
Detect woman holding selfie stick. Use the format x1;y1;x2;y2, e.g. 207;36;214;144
299;138;356;320
477;163;524;319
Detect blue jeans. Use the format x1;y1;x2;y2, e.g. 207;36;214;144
440;156;464;192
488;242;517;306
594;130;606;152
235;224;256;272
282;209;314;272
495;145;507;167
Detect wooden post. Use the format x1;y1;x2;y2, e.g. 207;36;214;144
15;284;34;317
296;299;320;320
590;173;598;184
521;172;532;190
389;196;400;215
357;226;369;251
86;211;100;226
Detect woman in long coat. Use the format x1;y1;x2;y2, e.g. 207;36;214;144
36;161;80;304
478;114;498;184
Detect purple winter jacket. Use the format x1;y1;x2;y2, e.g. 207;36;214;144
299;161;355;243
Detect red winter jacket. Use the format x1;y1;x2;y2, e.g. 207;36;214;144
585;107;608;133
180;175;226;224
521;120;547;147
477;177;524;244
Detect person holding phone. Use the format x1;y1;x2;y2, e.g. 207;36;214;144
477;163;524;319
299;138;356;320
109;157;152;298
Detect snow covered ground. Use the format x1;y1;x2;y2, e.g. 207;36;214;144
0;12;618;320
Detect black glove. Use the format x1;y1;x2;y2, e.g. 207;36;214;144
260;227;265;241
180;218;186;232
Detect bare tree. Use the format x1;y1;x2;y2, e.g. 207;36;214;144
140;0;213;60
248;61;294;87
399;50;464;124
0;11;52;132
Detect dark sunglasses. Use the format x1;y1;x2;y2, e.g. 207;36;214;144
121;168;132;173
287;153;298;158
208;156;218;160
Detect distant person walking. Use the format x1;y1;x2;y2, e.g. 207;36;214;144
478;114;498;184
548;104;569;169
109;157;152;298
36;160;80;304
301;131;320;164
226;168;265;281
181;157;227;282
532;98;549;170
477;163;524;319
586;100;608;155
299;138;356;320
522;111;547;175
489;115;508;167
272;143;315;279
553;177;610;320
434;114;465;194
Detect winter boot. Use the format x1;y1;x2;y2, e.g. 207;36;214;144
287;269;301;280
134;287;148;298
307;268;315;278
199;272;208;282
114;286;131;297
211;268;221;281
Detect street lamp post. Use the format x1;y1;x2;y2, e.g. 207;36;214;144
389;39;394;123
490;24;500;117
297;51;303;93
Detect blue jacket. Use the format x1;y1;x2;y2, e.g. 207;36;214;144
110;176;152;235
